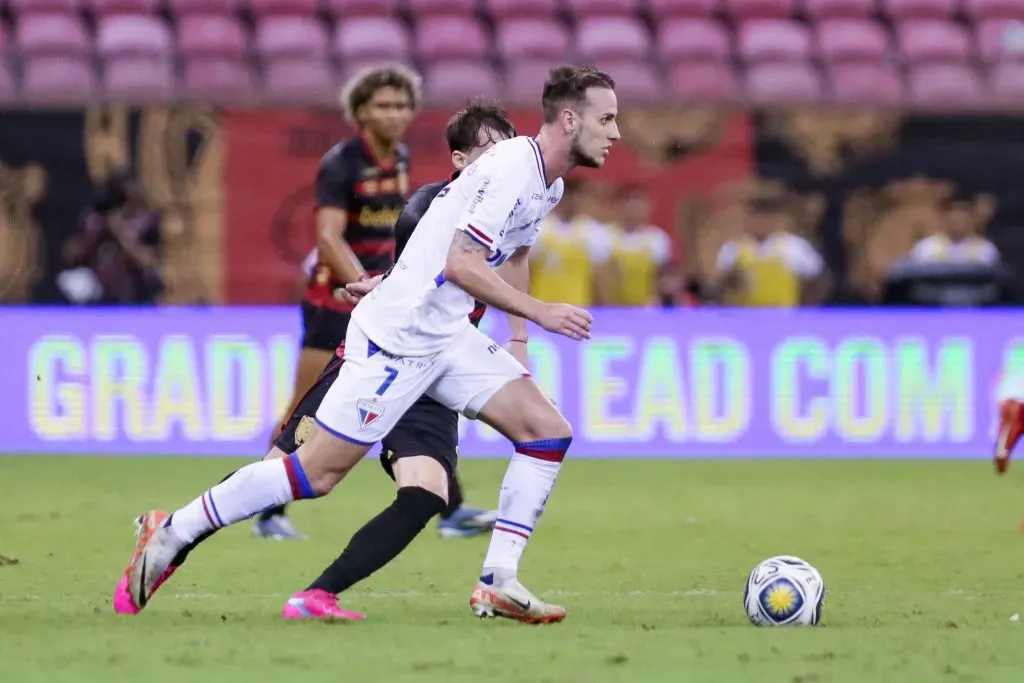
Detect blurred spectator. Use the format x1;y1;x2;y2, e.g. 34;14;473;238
530;178;614;306
714;194;827;307
607;184;672;306
59;169;163;305
908;199;999;266
657;261;702;308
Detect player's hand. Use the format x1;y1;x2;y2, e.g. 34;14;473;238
341;274;382;303
535;303;592;341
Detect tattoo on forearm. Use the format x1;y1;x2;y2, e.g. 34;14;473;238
452;230;492;255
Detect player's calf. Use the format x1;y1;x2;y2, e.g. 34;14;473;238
465;376;573;621
287;457;448;619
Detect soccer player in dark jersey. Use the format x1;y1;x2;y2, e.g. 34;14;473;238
256;65;419;540
112;100;517;617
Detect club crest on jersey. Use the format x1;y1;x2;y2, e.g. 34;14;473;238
356;398;384;430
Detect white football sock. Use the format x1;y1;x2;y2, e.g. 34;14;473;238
482;439;569;583
167;454;314;544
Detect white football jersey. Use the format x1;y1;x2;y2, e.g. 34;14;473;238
352;136;564;356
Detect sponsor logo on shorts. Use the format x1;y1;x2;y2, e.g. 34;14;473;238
356;398;385;430
294;416;315;446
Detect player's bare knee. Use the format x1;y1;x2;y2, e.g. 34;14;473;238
296;429;366;495
525;409;572;443
393;456;449;505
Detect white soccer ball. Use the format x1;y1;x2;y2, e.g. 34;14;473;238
743;555;825;626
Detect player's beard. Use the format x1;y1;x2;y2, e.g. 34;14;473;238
568;129;601;169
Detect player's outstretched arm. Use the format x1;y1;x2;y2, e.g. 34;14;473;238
497;246;532;363
444;235;591;341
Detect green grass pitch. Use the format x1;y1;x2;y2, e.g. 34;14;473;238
3;456;1024;683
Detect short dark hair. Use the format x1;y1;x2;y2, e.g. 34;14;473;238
341;64;422;125
541;65;616;123
445;99;517;153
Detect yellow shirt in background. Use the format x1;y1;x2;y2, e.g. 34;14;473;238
716;233;824;307
608;225;672;306
530;216;612;306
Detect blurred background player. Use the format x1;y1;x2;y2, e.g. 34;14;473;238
530;177;614;307
256;64;419;540
607;184;672;306
714;193;828;307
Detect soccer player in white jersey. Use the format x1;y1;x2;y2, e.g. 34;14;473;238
122;65;620;624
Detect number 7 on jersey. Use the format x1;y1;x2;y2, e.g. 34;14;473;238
375;366;399;396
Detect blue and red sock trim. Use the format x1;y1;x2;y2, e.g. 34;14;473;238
283;453;316;500
493;517;533;540
513;436;572;463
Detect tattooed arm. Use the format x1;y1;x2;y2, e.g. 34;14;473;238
443;232;543;321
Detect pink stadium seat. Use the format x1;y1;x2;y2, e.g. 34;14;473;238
264;57;335;101
255;16;328;59
104;56;175;99
737;20;812;62
423;60;500;102
726;0;794;18
248;0;318;16
745;62;824;101
416;16;487;61
668;61;740;100
977;20;1024;62
989;61;1024;99
324;0;399;16
575;17;651;61
166;0;239;15
590;59;662;101
884;0;955;20
407;0;477;16
803;0;874;18
562;0;641;17
15;14;90;55
177;15;248;59
487;0;559;18
332;17;411;61
648;0;719;18
829;62;903;102
0;64;15;101
23;55;96;100
657;19;731;63
182;57;257;101
963;0;1024;20
505;59;559;101
87;0;159;15
9;0;82;14
906;63;983;102
896;20;971;64
816;19;889;62
496;19;570;61
96;15;173;58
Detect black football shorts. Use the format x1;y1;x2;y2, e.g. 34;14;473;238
299;300;351;352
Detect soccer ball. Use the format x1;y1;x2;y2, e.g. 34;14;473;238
743;555;825;626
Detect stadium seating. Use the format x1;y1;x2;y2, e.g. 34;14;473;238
815;19;890;63
331;17;411;62
496;19;571;62
0;0;1023;104
657;19;731;64
177;14;248;60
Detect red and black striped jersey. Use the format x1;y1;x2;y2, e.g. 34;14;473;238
305;136;410;312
